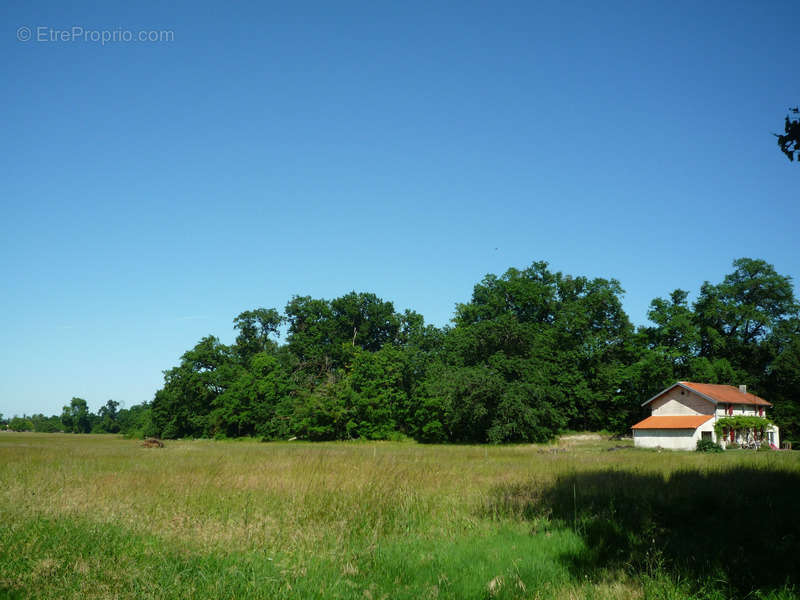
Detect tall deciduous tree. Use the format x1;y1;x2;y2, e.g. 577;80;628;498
151;336;236;438
415;262;634;442
233;308;284;361
211;351;293;438
97;400;120;433
61;397;91;433
641;290;699;365
694;258;799;378
331;292;400;352
285;292;400;376
284;295;336;373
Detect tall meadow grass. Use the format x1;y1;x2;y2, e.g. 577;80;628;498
1;432;797;599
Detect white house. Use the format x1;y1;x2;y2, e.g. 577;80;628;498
631;382;780;450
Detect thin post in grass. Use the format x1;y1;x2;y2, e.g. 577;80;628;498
573;482;577;531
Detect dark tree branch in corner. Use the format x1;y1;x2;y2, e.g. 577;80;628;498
776;107;800;162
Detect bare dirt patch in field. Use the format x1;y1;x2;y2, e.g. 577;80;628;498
559;433;604;441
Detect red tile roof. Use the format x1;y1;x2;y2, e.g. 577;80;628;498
632;415;714;430
678;382;771;406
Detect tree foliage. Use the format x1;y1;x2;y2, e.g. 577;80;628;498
8;416;34;431
61;398;91;433
713;416;773;437
416;263;635;442
233;308;283;361
694;258;798;375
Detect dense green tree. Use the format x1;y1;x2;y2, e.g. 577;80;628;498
289;344;413;441
151;336;236;438
630;287;746;411
640;290;699;371
694;258;799;380
8;416;34;431
330;292;400;352
335;345;408;439
211;352;294;438
116;403;156;438
285;292;400;377
413;262;635;442
233;308;284;361
95;400;120;433
30;413;62;432
284;295;337;373
61;398;91;433
291;385;350;441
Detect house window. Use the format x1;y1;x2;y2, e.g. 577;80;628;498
702;431;712;441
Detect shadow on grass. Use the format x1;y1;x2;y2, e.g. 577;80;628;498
486;466;800;596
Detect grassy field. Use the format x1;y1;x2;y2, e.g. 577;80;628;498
1;433;798;599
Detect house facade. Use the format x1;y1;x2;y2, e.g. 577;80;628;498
631;382;779;450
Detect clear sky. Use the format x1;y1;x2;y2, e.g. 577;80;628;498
2;1;797;418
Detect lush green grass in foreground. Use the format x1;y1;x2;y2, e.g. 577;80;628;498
0;433;798;599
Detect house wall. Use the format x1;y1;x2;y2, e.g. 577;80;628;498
715;404;761;417
650;389;714;416
768;425;781;448
633;418;717;450
633;428;702;450
698;418;718;443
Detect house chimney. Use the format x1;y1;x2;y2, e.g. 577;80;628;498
739;385;747;394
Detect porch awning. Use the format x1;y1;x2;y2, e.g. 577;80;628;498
632;415;714;430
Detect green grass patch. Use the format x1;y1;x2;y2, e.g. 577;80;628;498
1;513;590;599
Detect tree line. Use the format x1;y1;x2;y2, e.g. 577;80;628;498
4;258;799;444
2;398;153;437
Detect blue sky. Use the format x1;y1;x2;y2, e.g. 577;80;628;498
2;1;798;417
